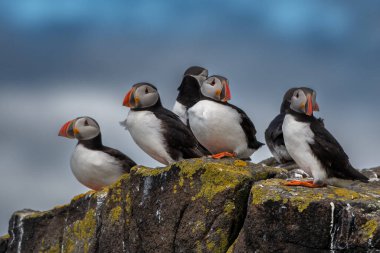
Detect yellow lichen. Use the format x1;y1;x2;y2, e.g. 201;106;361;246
361;219;378;241
206;240;216;251
173;185;177;194
71;190;95;203
192;220;206;234
251;183;283;205
234;160;247;167
0;234;9;240
64;209;97;253
109;206;122;223
125;192;132;225
224;200;235;215
290;192;324;212
134;166;170;177
206;228;229;253
333;188;360;200
195;241;203;253
39;241;60;253
193;162;251;202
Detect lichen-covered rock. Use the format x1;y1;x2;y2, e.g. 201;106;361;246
4;158;286;253
230;178;380;252
3;158;380;253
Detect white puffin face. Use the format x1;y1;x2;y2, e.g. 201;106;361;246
59;116;100;140
123;83;159;109
73;117;100;140
200;76;231;102
289;88;319;116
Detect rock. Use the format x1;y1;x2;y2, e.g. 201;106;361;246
362;167;380;181
3;158;286;253
230;178;380;252
3;158;380;252
0;234;9;253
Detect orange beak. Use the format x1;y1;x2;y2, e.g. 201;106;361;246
123;87;134;107
306;94;313;116
58;120;75;139
221;82;232;102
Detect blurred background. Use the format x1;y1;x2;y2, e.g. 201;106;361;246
0;0;379;234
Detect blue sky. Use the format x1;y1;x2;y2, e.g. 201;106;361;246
0;1;379;234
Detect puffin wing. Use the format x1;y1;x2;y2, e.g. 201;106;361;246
102;146;137;173
154;107;209;159
265;113;285;148
227;103;264;150
309;120;368;182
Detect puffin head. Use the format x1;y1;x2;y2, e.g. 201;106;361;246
183;66;208;85
58;116;100;140
280;87;298;113
123;82;160;109
289;87;319;116
200;75;231;102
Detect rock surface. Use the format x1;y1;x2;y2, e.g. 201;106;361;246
1;158;380;253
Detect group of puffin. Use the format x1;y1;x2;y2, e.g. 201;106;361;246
58;66;368;191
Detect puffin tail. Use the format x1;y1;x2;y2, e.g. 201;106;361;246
252;140;265;150
348;165;369;183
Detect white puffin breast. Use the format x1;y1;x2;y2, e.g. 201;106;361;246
282;114;327;183
125;110;174;165
172;101;187;124
188;100;251;157
70;144;124;190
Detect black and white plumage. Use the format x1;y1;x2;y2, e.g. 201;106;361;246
58;117;136;190
283;88;368;187
122;82;209;165
265;88;297;164
173;66;208;124
188;75;264;160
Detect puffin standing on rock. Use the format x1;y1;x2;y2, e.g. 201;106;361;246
121;82;209;165
59;117;136;190
188;75;264;160
173;66;208;124
282;87;368;187
265;88;297;164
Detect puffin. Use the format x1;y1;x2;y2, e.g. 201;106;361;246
58;116;136;190
173;66;208;124
282;87;368;187
187;75;264;160
121;82;209;165
265;88;297;164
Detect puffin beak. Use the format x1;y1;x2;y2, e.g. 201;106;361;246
221;82;231;102
58;120;76;139
123;87;135;108
305;94;313;116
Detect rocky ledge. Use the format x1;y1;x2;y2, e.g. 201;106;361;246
1;158;379;253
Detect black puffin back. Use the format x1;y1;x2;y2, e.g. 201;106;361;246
176;75;202;109
308;119;368;182
78;133;136;173
148;105;208;160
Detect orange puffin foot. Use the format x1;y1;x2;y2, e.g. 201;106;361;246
284;180;325;188
211;152;236;159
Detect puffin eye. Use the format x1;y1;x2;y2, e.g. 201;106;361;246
296;92;299;98
145;87;149;94
84;120;89;126
210;79;216;86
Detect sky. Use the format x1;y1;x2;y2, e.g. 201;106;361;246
0;0;380;234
